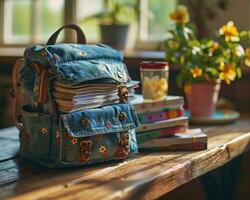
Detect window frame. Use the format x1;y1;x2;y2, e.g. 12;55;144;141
0;0;68;47
1;0;38;46
0;0;5;45
0;0;168;50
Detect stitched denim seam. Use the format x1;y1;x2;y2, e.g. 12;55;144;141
65;124;136;137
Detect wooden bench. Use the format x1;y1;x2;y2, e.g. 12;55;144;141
1;117;250;200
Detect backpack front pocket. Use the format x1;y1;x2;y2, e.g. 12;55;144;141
20;106;52;161
59;103;139;165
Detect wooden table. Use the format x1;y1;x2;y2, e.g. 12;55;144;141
1;118;250;200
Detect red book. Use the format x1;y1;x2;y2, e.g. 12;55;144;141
138;129;207;151
139;142;207;151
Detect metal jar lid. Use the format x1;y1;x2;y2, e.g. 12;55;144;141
140;61;169;70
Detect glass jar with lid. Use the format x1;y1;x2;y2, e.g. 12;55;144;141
140;61;169;102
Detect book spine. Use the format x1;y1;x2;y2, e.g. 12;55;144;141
138;107;185;124
136;125;187;144
139;142;207;151
136;117;188;133
134;97;184;113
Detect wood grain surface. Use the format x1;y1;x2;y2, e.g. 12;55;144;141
0;119;250;200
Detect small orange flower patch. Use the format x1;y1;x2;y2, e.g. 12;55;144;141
184;84;192;94
98;145;109;157
209;42;219;54
99;145;107;154
190;66;202;78
55;131;60;145
41;128;48;135
71;138;78;145
56;131;60;138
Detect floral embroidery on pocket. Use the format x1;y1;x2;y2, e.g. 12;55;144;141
99;145;109;157
71;138;78;145
95;134;103;141
105;120;112;129
55;131;60;145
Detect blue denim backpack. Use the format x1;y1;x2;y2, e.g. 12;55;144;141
12;24;140;168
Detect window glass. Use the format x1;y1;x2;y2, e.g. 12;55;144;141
3;0;32;43
76;0;138;42
147;0;176;41
2;0;176;45
37;0;64;42
76;0;104;42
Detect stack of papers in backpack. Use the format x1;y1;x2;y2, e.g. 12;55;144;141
53;80;139;112
132;94;207;151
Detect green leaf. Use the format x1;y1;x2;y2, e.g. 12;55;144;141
205;40;215;48
236;67;242;78
240;31;248;38
176;74;184;88
180;55;185;64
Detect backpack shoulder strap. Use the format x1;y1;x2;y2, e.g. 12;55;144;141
30;62;50;109
11;58;24;130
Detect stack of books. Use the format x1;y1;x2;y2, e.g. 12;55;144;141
53;80;139;112
131;94;207;151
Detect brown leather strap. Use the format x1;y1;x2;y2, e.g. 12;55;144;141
30;62;50;107
12;59;24;130
78;138;92;162
46;24;87;45
115;132;130;159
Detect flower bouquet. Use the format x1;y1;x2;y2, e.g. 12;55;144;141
164;5;250;117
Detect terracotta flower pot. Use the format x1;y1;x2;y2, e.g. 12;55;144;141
185;82;221;117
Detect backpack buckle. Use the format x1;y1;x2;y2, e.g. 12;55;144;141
78;139;92;162
115;132;130;159
118;85;128;103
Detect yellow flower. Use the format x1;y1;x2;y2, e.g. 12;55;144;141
99;145;107;154
190;66;202;78
219;21;239;42
183;84;192;94
170;5;190;24
168;40;179;49
245;48;250;67
219;63;236;84
209;42;219;54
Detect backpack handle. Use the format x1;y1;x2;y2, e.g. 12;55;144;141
46;24;87;45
